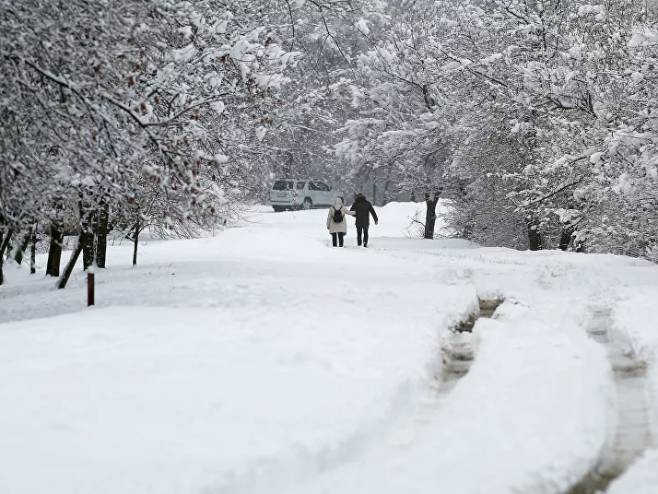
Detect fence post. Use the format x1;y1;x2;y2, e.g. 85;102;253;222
87;270;95;306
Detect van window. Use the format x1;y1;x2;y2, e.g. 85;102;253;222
296;181;306;190
273;180;293;190
309;181;329;191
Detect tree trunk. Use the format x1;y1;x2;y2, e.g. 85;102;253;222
82;230;94;270
424;192;439;239
46;222;64;277
462;223;473;240
14;232;31;265
30;230;37;274
383;180;391;205
527;219;543;251
132;219;140;266
1;229;13;258
57;237;84;289
559;227;573;251
0;230;14;286
95;203;109;268
79;200;95;271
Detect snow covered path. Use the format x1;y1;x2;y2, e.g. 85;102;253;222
1;203;657;493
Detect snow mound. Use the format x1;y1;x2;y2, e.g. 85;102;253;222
370;200;452;238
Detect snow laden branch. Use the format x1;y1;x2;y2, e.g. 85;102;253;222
334;0;658;256
1;0;349;285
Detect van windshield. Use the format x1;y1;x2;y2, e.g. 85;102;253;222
273;180;293;191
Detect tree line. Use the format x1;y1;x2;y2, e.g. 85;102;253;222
3;0;658;288
334;0;658;254
0;0;357;285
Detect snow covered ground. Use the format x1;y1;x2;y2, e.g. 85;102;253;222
1;201;657;493
606;289;658;494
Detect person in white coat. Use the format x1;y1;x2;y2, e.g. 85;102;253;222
326;197;354;247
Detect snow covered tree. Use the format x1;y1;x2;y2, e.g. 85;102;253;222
335;0;658;255
1;0;348;284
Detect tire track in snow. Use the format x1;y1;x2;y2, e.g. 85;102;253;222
368;297;504;452
204;293;488;494
208;298;504;494
439;297;503;392
206;379;418;494
566;306;652;494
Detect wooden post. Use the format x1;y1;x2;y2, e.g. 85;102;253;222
87;270;95;306
30;230;37;274
132;218;140;267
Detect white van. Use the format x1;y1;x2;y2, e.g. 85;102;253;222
270;179;337;211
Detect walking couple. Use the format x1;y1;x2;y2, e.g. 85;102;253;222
326;193;378;248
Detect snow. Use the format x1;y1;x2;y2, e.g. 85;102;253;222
289;311;611;494
2;202;658;493
609;450;658;494
255;125;267;141
577;5;605;18
0;302;456;494
170;43;197;62
355;18;370;35
210;100;225;114
628;28;658;48
606;288;658;492
614;287;658;438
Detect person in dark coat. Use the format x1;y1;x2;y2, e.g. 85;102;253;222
349;193;378;247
